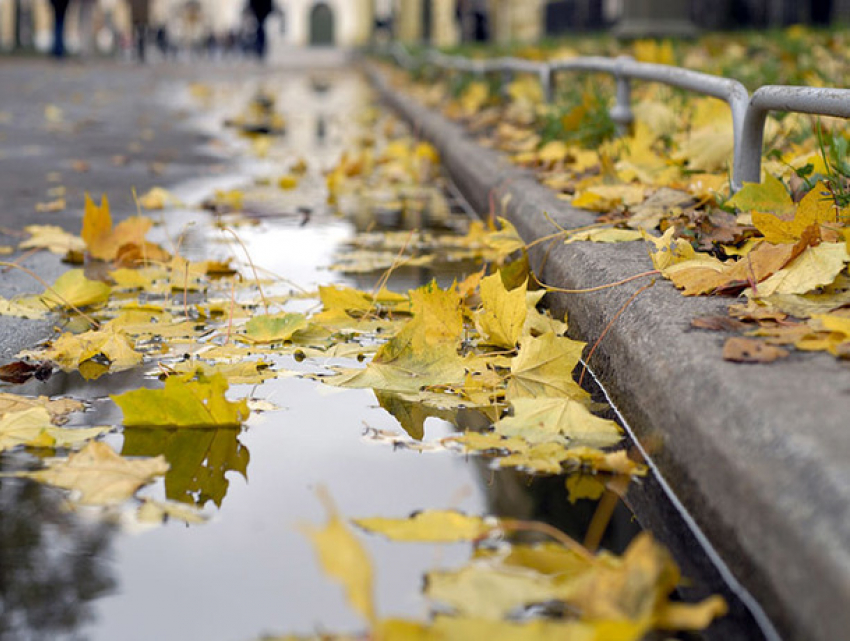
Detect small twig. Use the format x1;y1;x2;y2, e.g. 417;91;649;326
2;246;43;273
579;279;655;387
222;227;268;313
533;269;659;294
498;518;594;561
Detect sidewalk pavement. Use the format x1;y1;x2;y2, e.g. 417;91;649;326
367;63;850;641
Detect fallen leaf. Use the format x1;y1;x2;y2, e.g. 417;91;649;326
303;487;376;626
496;397;622;447
723;337;789;363
354;510;491;543
112;373;249;427
475;273;527;348
15;441;168;505
508;333;589;402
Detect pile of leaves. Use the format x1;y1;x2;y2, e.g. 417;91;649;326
385;28;850;362
0;87;726;638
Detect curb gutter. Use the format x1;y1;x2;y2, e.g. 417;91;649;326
367;64;850;641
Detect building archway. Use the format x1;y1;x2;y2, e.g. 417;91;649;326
308;1;333;46
421;0;432;43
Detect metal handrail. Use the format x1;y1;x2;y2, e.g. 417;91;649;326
383;43;850;192
738;86;850;185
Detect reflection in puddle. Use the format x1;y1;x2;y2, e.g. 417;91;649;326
0;68;761;640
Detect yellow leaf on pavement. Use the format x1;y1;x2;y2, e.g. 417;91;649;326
354;510;491;543
38;269;111;309
16;441;168;506
19;224;86;255
81;193;113;260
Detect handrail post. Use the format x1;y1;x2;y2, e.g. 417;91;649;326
610;56;635;135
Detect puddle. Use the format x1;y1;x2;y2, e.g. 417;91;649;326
0;68;773;641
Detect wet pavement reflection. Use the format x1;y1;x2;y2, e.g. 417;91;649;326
0;67;764;641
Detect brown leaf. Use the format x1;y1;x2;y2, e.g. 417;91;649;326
0;361;53;384
691;316;749;332
722;337;789;363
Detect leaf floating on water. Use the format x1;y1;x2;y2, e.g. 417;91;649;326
244;312;308;343
15;441;168;505
137;498;208;525
0;406;107;452
507;333;589;402
496;397;622;447
302;487;376;627
354;510;491;543
112;373;249;427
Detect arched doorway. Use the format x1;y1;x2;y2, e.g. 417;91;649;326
308;2;333;46
421;0;431;43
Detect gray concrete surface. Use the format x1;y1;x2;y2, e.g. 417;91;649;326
368;64;850;641
0;59;229;359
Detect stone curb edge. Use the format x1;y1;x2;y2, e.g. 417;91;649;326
366;63;850;641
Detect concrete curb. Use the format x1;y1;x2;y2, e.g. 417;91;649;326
367;64;850;641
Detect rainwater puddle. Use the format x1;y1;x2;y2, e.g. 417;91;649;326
0;68;771;641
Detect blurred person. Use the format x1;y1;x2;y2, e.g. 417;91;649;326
248;0;273;59
128;0;150;61
50;0;71;57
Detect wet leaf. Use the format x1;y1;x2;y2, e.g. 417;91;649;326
475;273;527;348
303;488;376;626
29;323;143;373
112;373;250;427
15;441;168;506
0;393;83;422
496;398;622;447
0;360;52;384
38;269;111;310
137;497;208;525
0;406;107;452
508;333;589;402
244;312;308;343
354;510;491;543
565;228;644;244
19;224;86;255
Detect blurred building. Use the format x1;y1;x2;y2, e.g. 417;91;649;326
0;0;374;53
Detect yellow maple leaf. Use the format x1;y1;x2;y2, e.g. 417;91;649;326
112;373;249;427
753;183;842;244
81;192;114;260
508;333;589;402
496;397;622;447
38;269;111;310
753;242;849;297
475;273;527;348
354;510;491;543
727;172;794;216
303;487;376;626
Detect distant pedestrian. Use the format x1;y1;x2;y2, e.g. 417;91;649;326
128;0;150;61
49;0;71;57
248;0;273;59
